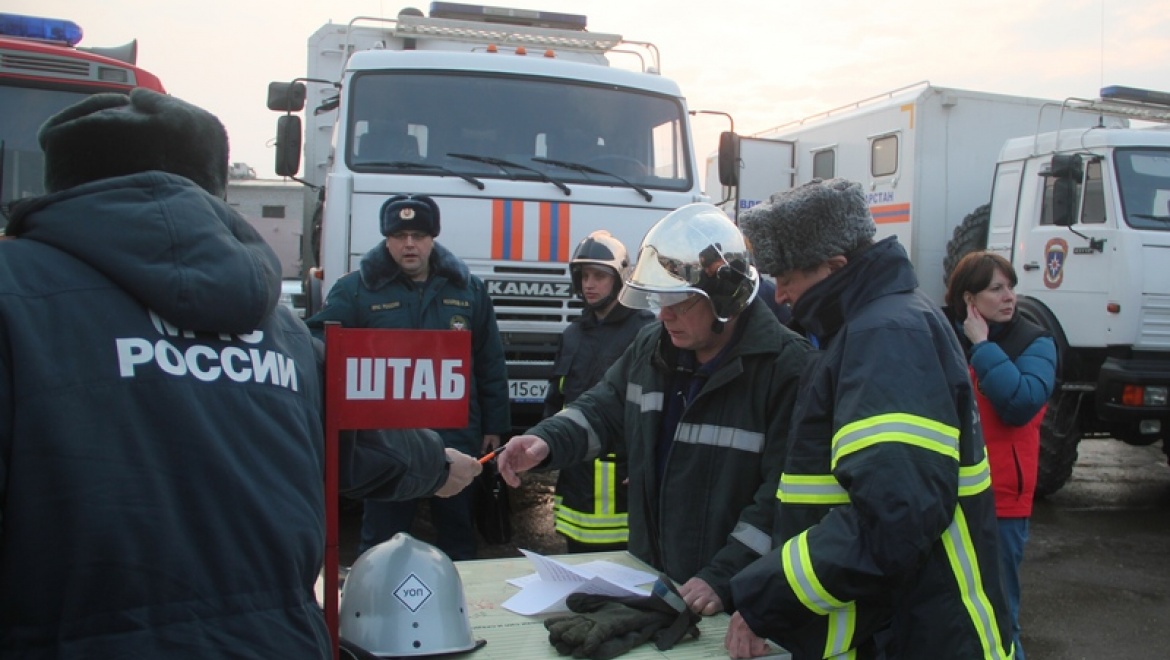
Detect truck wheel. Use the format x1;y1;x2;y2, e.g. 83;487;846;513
1016;298;1080;498
1036;389;1084;498
942;204;991;285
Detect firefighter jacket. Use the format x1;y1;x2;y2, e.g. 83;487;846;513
959;316;1056;518
731;237;1014;660
543;303;656;546
0;173;453;659
528;298;811;605
307;240;511;454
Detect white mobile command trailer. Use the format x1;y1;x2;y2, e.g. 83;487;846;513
269;3;708;427
713;82;1170;495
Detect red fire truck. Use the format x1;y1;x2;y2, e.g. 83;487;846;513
0;13;165;223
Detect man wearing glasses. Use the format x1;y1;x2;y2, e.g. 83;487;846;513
306;194;509;562
498;204;810;616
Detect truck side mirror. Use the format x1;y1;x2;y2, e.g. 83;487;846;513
717;131;741;187
1047;154;1083;227
267;82;306;112
275;115;303;178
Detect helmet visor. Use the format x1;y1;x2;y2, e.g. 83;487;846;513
619;286;704;311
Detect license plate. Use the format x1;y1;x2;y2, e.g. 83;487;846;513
509;379;549;403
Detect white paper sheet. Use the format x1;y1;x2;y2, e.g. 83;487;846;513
501;549;656;615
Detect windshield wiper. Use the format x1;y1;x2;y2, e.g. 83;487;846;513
360;160;485;190
448;153;571;196
531;157;652;202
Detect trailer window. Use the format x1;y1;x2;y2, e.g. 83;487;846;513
870;135;898;178
813;149;835;179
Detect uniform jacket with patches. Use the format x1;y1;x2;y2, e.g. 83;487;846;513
0;172;450;659
731;237;1013;659
306;240;510;452
529;298;810;605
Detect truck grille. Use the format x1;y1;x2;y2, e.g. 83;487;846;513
1140;294;1170;349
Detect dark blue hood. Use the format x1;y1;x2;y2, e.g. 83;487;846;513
8;171;281;333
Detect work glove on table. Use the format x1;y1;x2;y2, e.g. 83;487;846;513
544;575;701;660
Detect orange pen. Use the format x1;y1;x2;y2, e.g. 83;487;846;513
478;444;507;464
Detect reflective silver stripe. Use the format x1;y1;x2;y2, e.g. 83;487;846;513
958;458;992;497
556;406;602;458
832;414;960;468
940;506;1010;659
730;521;771;556
626;383;664;412
778;473;850;505
675;422;764;454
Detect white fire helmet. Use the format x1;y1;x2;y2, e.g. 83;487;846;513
619;203;759;322
339;533;481;657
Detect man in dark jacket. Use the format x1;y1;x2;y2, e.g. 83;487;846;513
0;89;481;659
727;178;1013;659
543;230;655;552
306;194;510;560
499;204;810;616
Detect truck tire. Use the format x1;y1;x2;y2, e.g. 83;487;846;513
943;204;991;285
1016;298;1081;498
1035;389;1084;498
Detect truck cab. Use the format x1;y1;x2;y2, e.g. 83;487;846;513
987;112;1170;462
269;4;706;428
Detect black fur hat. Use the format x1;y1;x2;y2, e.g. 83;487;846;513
740;178;877;276
38;88;229;197
380;194;441;237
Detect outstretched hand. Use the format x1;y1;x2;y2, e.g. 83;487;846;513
496;434;549;487
434;448;482;497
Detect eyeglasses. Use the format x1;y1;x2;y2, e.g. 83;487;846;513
389;231;431;242
665;294;705;316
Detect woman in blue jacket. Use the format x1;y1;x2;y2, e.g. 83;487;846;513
946;251;1057;659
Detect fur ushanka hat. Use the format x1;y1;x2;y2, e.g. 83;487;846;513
739;178;877;276
38;88;230;197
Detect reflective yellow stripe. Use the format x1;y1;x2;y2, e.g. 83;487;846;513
552;457;629;544
782;533;857;656
958;458;992;497
940;506;1011;659
832;413;960;470
777;473;850;505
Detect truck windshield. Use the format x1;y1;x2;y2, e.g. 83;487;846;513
1116;148;1170;230
0;86;92;225
345;71;692;192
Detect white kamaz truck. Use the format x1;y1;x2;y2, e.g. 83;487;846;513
713;82;1170;496
268;2;708;427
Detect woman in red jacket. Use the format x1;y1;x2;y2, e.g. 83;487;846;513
946;252;1057;660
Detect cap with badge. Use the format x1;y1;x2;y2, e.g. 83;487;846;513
380;194;441;238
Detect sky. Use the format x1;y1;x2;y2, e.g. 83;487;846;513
13;0;1170;183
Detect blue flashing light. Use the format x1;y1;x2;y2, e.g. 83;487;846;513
0;13;84;46
1100;85;1170;109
